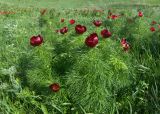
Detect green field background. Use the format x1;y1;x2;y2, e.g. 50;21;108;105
0;0;160;9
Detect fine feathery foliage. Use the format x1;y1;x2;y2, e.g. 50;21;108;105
66;40;132;113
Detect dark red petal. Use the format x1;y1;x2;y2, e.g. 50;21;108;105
83;26;87;32
138;11;143;17
101;29;111;38
49;83;60;92
90;33;98;38
150;27;156;32
75;25;87;34
121;38;127;45
85;33;98;47
93;20;102;27
151;21;157;25
123;43;130;52
70;19;75;24
30;35;43;46
60;27;68;34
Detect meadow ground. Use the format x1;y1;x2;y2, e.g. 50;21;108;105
1;0;160;9
0;0;160;114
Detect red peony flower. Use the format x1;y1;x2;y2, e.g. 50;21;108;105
30;35;43;46
75;24;87;34
93;20;102;27
111;15;119;19
85;33;98;47
123;43;130;52
150;27;156;32
101;29;112;38
120;38;130;52
60;27;68;34
61;18;65;22
121;38;127;46
138;11;143;17
69;19;75;24
49;83;60;92
107;14;119;19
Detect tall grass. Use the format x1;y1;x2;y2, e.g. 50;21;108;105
0;3;160;114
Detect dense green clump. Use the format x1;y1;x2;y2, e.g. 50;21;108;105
66;40;132;113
